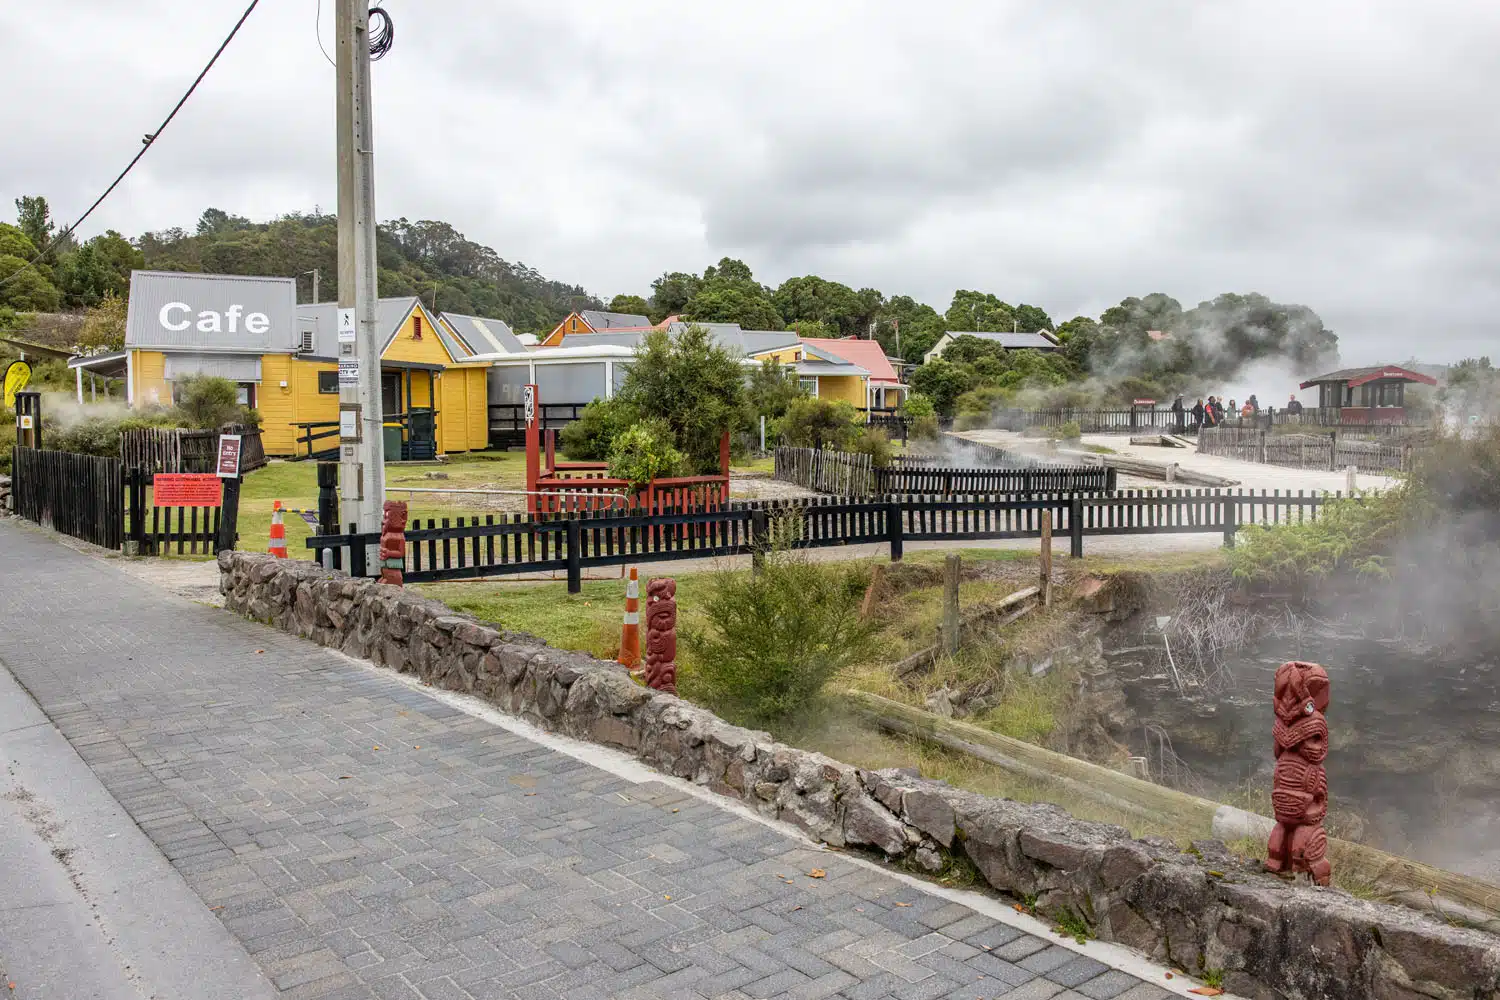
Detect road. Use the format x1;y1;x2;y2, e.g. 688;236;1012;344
0;516;1212;999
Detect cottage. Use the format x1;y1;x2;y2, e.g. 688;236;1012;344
1298;364;1437;424
78;270;495;459
922;329;1059;363
539;309;658;347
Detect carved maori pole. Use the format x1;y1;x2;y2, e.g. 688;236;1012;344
379;500;408;586
1267;660;1332;885
644;578;678;694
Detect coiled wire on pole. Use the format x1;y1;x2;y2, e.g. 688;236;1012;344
367;6;394;59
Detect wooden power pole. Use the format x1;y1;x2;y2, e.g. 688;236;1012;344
336;0;386;538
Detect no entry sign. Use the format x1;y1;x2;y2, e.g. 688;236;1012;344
154;474;223;508
216;434;242;478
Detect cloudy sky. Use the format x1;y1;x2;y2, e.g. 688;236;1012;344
3;0;1498;363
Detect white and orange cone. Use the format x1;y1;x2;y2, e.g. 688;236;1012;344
618;567;640;668
268;500;288;559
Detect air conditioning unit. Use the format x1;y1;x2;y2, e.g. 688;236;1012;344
297;328;316;353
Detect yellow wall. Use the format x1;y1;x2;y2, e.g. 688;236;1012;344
541;312;595;347
130;350;170;407
816;375;868;407
750;345;806;365
382;305;453;367
437;365;490;452
258;354;306;455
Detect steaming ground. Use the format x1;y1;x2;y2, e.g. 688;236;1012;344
955;429;1398;494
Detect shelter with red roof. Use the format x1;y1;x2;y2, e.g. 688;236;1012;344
1298;364;1437;424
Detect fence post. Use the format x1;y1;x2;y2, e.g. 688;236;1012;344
1069;496;1084;558
124;467;144;555
1105;467;1118;492
216;476;242;553
349;523;368;578
565;518;582;594
317;461;339;535
941;554;961;655
887;500;903;562
751;509;768;575
1223;498;1238;549
1039;510;1052;607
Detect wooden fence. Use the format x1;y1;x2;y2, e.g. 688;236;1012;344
873;464;1114;494
1000;407;1430;436
1197;426;1413;473
774;447;875;494
120;426;265;475
309;487;1334;591
12;448;124;550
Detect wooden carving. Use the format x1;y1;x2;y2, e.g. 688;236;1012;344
379;500;408;586
1267;660;1332;885
644;578;678;694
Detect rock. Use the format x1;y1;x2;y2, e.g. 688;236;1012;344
901;787;957;848
913;845;945;873
843;793;908;856
924;688;955;718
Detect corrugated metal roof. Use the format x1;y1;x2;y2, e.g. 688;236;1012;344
1299;365;1438;389
297;298;469;361
559;332;646;350
580;309;650;330
942;330;1059;349
441;312;524;354
126;270;297;352
800;337;902;384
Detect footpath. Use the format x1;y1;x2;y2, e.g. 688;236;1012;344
0;518;1196;1000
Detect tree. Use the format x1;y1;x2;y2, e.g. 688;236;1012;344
1012;303;1053;333
616;326;747;474
14;196;54;253
683;285;783;330
909;358;974;416
771;275;873;337
196;207;251;236
78;292;128;352
788;319;838;339
0;255;61;311
0;223;36;260
174;374;246;429
777;397;862;450
873;294;945;361
607;293;651;317
649;271;701;318
1100;293;1182;336
746;358;805;423
944;290;1014;333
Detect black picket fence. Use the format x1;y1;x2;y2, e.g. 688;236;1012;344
11;447;238;555
11;448;124;550
873;464;1115;494
308;488;1333;592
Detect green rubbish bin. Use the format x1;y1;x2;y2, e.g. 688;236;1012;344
383;425;404;461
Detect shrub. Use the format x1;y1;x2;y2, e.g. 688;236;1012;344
175;374;248;429
847;426;894;468
607;420;685;490
559;396;638;461
617;325;746;474
49;416;128;457
1046;420;1082;441
778;396;862;450
909;414;940;441
1230;488;1408;591
901;393;935;420
0;421;13;473
683;543;876;728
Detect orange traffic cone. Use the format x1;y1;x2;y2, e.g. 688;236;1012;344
618;567;640;667
268;500;288;558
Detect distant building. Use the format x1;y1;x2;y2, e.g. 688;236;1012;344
1298;364;1437;423
540;309;658;347
922;330;1059;363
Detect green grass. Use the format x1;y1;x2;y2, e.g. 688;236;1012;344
233;451;529;557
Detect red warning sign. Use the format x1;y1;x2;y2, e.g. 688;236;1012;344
153;474;223;508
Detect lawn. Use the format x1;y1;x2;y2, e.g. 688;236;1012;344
233;451;529;556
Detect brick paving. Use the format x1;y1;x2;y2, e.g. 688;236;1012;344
0;520;1177;1000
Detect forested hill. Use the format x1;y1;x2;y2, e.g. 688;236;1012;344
139;210;600;334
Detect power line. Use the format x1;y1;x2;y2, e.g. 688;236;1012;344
0;0;261;290
315;0;335;67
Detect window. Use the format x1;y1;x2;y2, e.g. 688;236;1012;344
318;371;339;393
798;378;818;397
413;316;423;340
236;383;256;409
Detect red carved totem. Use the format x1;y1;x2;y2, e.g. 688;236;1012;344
644;578;678;694
1266;660;1332;885
379;500;408;586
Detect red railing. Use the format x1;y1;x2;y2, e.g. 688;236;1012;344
529;427;732;515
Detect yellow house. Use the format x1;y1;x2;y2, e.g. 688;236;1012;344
540;309;656;347
748;340;871;408
100;271;492;459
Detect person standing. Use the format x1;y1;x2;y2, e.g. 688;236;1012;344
1171;394;1185;433
1191;397;1205;431
1287;393;1304;415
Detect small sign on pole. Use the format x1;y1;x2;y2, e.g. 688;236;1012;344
337;307;357;343
338;358;360;385
216;434;242;478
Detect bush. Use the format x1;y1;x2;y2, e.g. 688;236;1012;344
901;393;935;420
617;326;746;474
778;396;862;450
175;374;249;429
909;414;940;440
559;396;638;461
683;543;876;728
607;420;685;489
1046;420;1082;441
49;416;128;457
1230;488;1408;591
0;421;13;474
847;426;894;468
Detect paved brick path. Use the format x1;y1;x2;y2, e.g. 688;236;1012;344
0;520;1178;1000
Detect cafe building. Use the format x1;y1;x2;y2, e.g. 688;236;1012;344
78;270;493;458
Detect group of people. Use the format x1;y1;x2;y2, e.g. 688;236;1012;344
1170;392;1303;431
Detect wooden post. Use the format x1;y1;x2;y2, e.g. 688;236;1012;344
1069;496;1084;558
316;462;339;535
565;518;582;594
941;554;961;656
1223;498;1238;549
860;563;886;619
524;384;540;515
751;509;768;575
216;477;242;553
1039;510;1052;607
887;500;904;562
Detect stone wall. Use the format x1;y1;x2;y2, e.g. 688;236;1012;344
0;474;11;516
220;551;1500;1000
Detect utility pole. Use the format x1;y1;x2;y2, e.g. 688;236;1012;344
336;0;385;537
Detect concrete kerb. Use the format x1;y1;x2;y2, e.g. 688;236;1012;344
219;550;1500;1000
